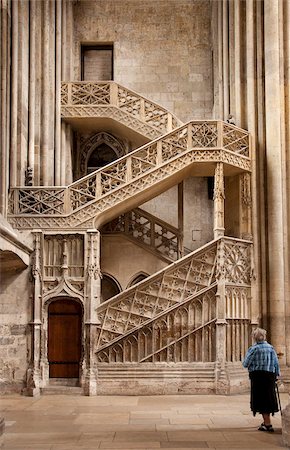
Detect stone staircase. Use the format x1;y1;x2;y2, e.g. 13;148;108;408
8;120;250;230
14;83;253;395
101;207;182;262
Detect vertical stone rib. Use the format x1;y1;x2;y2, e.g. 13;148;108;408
28;0;36;182
222;0;229;118
234;0;241;126
10;0;17;188
246;0;260;326
217;0;224;119
264;0;286;359
41;0;50;185
55;0;61;185
0;0;8;213
49;0;55;185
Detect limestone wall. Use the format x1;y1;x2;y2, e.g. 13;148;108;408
72;0;213;123
101;235;167;291
0;269;31;393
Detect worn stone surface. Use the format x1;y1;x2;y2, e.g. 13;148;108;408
73;0;213;122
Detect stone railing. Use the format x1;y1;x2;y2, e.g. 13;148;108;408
61;81;182;138
8;121;251;230
101;207;182;261
97;286;217;363
95;237;252;363
96;239;218;351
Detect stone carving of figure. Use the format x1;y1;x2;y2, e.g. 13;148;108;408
25;166;33;186
227;114;236;125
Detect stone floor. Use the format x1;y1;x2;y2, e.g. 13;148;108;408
0;392;289;450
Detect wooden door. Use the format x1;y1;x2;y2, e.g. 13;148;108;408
48;299;82;378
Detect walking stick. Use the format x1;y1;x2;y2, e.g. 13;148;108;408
276;381;283;416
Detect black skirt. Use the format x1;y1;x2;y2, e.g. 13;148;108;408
249;370;279;416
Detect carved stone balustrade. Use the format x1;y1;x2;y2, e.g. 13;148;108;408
95;237;252;365
101;207;182;261
8;121;251;231
61;81;182;139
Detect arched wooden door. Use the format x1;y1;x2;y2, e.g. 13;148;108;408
48;299;82;378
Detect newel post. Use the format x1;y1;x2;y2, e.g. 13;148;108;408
83;229;101;395
215;238;229;394
213;163;225;239
239;172;253;240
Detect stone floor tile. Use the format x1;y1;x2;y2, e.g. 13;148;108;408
114;431;167;442
74;413;129;424
4;432;81;444
167;431;225;442
77;431;114;441
156;424;212;431
79;423;156;432
160;442;209;448
100;442;161;448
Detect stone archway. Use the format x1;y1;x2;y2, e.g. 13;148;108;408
77;132;126;179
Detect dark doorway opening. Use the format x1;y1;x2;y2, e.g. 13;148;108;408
48;298;82;378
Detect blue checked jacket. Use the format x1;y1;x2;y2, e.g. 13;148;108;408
242;341;280;376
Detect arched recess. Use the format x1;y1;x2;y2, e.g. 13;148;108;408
76;132;126;179
127;272;149;288
48;297;83;379
101;274;121;302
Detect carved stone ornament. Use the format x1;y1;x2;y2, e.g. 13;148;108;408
79;132;126;178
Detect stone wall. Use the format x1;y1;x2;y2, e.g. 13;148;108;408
101;235;167;291
73;0;213;122
0;269;31;393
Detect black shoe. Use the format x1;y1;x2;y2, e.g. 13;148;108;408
258;423;274;432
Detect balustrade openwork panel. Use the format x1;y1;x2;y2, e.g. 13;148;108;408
97;288;217;363
8;121;250;229
95;238;252;364
102;207;181;260
96;242;217;350
61;82;180;135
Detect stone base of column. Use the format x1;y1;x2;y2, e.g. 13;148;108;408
215;362;230;394
282;400;290;447
83;369;97;396
23;367;41;397
0;417;4;449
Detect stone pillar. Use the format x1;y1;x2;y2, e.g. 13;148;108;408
83;229;101;395
215;238;228;394
41;0;50;186
213;162;225;239
239;173;252;240
10;0;18;188
55;0;62;185
28;0;36;184
178;182;184;258
26;230;43;396
264;0;287;362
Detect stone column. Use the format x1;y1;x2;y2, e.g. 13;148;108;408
213;162;225;239
9;0;18;188
83;229;101;395
222;0;229;119
26;230;43;396
41;0;50;185
178;182;184;258
215;238;228;394
264;0;287;362
239;173;252;240
55;0;62;185
28;0;36;183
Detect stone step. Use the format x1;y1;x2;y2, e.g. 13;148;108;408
41;382;83;396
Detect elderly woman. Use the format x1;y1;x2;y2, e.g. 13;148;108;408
243;327;280;432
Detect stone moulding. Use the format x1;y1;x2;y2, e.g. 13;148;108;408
7;120;251;230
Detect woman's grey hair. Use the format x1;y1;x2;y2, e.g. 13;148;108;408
252;327;267;342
